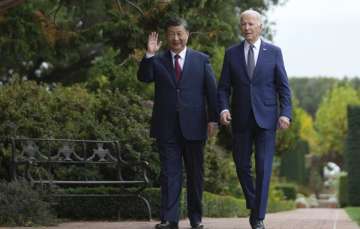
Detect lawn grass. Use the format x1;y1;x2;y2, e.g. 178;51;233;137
346;207;360;225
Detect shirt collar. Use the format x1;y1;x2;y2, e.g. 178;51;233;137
245;38;261;50
170;47;187;59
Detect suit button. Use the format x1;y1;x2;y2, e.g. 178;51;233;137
176;89;180;92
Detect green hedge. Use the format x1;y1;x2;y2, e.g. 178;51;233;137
280;140;308;185
53;187;294;220
338;172;348;207
345;106;360;206
0;180;57;226
274;183;297;200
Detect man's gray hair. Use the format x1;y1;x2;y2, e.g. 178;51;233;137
240;9;263;26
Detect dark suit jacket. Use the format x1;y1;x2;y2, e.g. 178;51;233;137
218;40;292;132
138;48;218;141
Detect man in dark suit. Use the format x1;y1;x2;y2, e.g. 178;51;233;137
137;17;218;229
217;9;292;229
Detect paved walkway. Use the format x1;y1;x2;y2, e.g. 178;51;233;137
2;208;359;229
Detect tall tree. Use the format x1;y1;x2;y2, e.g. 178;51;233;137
314;84;360;165
0;0;282;89
289;77;338;117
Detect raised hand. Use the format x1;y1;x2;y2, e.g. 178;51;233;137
147;32;162;55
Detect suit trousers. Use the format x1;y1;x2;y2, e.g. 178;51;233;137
156;114;205;225
232;110;276;220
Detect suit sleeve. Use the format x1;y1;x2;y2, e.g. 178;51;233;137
137;56;155;83
204;57;219;122
217;50;232;113
275;48;292;119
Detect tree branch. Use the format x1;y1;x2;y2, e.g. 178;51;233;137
0;0;25;13
124;0;144;17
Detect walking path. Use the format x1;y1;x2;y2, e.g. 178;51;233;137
3;208;359;229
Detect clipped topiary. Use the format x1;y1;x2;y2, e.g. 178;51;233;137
345;106;360;206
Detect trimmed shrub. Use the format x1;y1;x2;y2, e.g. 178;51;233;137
202;192;247;217
338;172;348;207
55;187;160;220
267;199;296;213
0;180;56;226
54;187;294;220
275;183;297;200
345;106;360;206
280;140;308;184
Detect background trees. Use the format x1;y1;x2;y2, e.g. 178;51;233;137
1;0;360;217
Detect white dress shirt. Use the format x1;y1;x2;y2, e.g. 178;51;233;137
170;47;186;69
145;47;187;70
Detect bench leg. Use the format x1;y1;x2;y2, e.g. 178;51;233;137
138;194;152;221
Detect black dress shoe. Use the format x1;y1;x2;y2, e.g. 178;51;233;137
191;223;204;229
154;221;179;229
251;220;265;229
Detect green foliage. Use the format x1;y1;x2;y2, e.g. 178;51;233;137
203;140;241;196
0;80;158;182
345;207;360;225
202;192;248;217
276;99;303;156
0;0;281;89
0;180;56;226
338;172;348;207
289;77;338;117
279;140;308;184
0;1;53;75
54;187;158;219
315;84;360;158
54;186;293;220
274;183;298;200
345;105;360;206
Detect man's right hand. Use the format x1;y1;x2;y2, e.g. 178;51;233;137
147;32;162;55
220;110;232;126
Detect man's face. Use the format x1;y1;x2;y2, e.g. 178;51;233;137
166;25;189;54
240;13;262;44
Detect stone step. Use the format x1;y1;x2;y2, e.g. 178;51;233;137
317;199;338;208
318;193;333;199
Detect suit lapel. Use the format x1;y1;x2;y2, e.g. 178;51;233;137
179;48;192;84
159;51;177;87
238;42;251;81
252;40;266;81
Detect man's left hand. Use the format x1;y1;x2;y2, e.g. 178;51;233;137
278;116;290;130
208;122;218;137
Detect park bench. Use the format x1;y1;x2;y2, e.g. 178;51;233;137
10;137;152;220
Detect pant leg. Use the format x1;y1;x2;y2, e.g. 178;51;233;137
232;130;256;210
157;140;183;223
254;127;276;220
182;139;205;226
